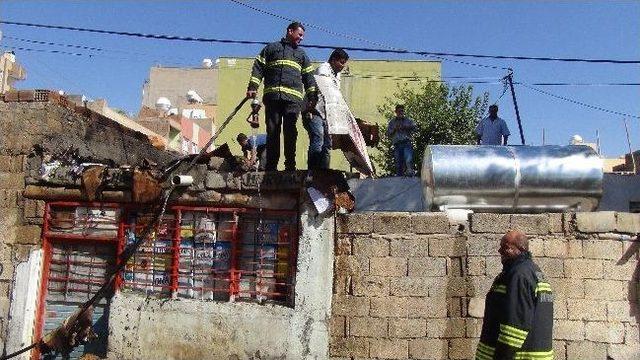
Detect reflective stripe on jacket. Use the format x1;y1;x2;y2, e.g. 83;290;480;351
476;252;554;360
247;38;317;104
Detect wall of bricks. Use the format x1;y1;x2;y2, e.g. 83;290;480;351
331;212;640;360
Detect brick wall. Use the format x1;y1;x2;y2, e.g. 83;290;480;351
331;212;640;360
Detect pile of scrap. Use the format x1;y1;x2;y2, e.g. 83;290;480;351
23;143;356;213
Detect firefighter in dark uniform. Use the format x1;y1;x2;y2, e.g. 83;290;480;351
246;21;317;171
475;230;554;360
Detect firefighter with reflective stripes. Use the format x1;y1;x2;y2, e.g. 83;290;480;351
476;230;554;360
246;21;318;171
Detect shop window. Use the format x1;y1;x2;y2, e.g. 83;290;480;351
36;202;300;359
36;203;121;359
122;207;299;306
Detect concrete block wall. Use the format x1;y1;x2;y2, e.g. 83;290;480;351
331;212;640;360
108;201;336;360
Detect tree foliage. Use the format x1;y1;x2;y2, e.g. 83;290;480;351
373;81;489;176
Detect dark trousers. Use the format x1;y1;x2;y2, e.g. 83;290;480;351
264;100;299;171
256;144;267;171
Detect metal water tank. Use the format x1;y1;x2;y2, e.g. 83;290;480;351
421;145;603;212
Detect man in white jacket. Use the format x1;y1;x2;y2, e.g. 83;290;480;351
303;48;349;170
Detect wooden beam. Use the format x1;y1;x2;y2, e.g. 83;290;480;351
23;185;130;202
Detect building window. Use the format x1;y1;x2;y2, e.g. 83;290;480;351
39;203;299;309
122;207;298;306
36;202;300;358
35;203;122;359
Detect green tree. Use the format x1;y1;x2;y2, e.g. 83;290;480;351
373;81;489;176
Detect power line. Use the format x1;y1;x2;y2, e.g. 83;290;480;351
227;0;509;71
4;35;107;52
226;1;640;66
1;45;89;57
3;35;204;66
345;73;503;84
5;43;638;88
229;0;397;51
3;20;638;65
0;20;269;45
524;82;640;86
519;82;640;119
0;44;192;67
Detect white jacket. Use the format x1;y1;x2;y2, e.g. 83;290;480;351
306;62;341;119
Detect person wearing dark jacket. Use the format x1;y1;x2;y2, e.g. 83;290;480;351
475;230;554;360
246;22;318;171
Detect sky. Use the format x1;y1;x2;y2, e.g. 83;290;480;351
0;1;638;157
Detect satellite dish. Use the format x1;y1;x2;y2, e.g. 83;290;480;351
570;134;583;145
202;58;213;68
155;97;171;112
186;90;203;103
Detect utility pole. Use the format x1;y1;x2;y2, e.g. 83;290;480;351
506;70;525;145
0;30;5;94
623;119;637;174
1;55;8;94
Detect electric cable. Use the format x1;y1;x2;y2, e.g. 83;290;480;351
226;0;640;65
1;45;87;57
227;0;509;71
518;82;640;120
344;73;503;84
524;82;640;86
3;20;638;65
492;77;510;105
4;35;107;52
3;35;199;65
0;44;192;67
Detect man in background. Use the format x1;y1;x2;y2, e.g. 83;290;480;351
476;104;510;145
386;104;416;176
237;133;267;171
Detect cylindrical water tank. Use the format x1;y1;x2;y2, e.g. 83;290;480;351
421;145;603;212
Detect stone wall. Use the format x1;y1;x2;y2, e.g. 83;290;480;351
0;99;174;353
0;153;42;348
331;212;640;360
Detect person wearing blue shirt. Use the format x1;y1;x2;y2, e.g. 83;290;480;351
237;133;267;170
476;104;511;145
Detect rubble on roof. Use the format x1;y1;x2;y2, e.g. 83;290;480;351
24;142;355;212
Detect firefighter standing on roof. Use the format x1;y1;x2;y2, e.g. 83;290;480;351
475;230;554;360
246;21;318;171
